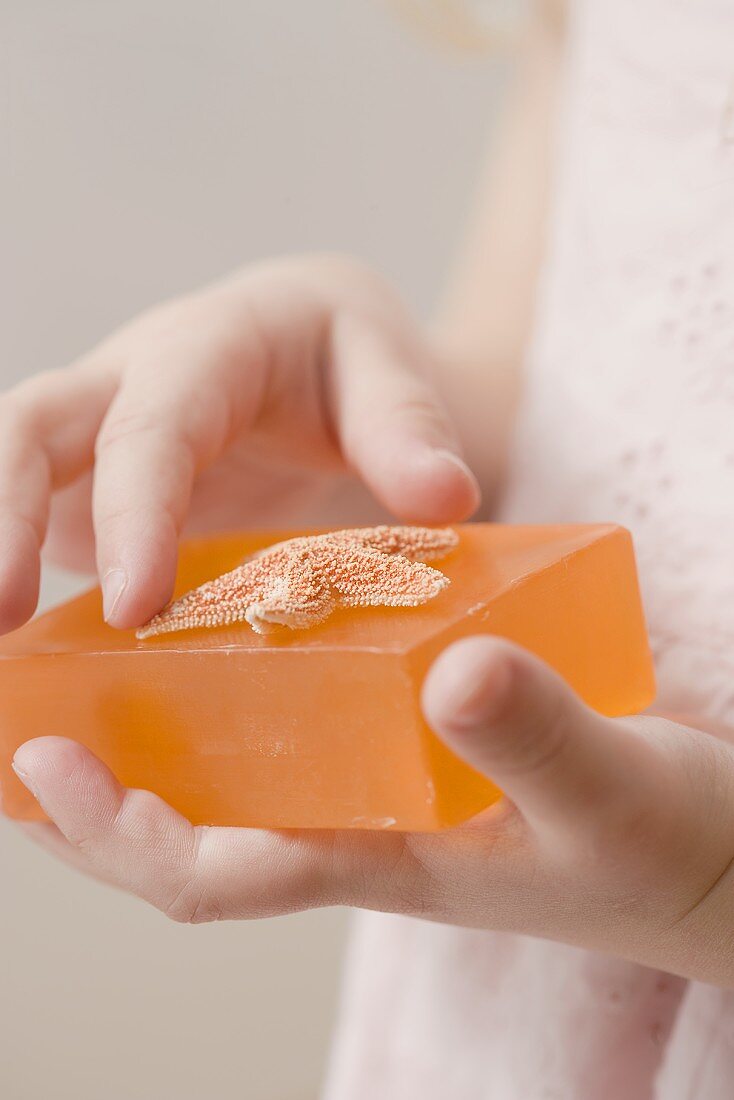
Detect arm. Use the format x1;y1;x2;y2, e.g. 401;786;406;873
431;3;567;512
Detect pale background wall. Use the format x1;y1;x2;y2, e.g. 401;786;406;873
1;3;502;1098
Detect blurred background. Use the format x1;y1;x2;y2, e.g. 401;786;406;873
2;3;503;1097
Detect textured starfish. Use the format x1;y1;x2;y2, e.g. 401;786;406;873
136;525;458;638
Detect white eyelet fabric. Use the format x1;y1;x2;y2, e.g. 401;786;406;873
323;3;734;1097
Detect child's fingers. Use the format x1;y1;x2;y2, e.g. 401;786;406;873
11;737;338;921
0;444;47;633
18;820;122;886
44;472;97;573
422;637;654;841
92;336;268;628
0;367;116;633
328;312;480;524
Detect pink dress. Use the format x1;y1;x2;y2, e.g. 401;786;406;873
323;1;734;1096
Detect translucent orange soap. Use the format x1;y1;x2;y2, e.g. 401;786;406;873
0;524;655;831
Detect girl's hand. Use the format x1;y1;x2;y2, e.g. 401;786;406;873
12;637;734;987
0;254;478;634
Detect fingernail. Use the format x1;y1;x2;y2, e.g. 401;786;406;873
12;761;39;799
433;448;481;498
432;448;475;480
449;665;511;728
102;568;127;623
429;641;513;731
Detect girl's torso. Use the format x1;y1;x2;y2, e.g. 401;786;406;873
502;0;734;723
325;4;734;1098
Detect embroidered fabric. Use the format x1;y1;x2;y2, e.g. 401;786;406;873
323;2;734;1097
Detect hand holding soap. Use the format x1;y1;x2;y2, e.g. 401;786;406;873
0;524;656;831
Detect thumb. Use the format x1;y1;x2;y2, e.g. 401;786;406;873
422;637;647;836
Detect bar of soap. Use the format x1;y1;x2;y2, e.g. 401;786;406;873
0;524;655;831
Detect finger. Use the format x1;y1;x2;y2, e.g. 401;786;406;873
12;737;336;921
422;636;653;838
92;331;267;628
0;367;116;633
18;820;121;885
44;471;96;573
328;312;480;524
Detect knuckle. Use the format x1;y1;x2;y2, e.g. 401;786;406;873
117;785;158;822
135;294;206;335
95;398;199;468
94;502;136;530
13;368;61;400
5;371;76;434
630;714;674;744
116;789;174;848
95;409;157;453
575;799;660;871
334;834;428;914
493;683;569;779
160;826;221;925
161;879;210;924
93;504;155;546
325;257;385;300
187;891;223;924
296;252;375;289
0;390;36;442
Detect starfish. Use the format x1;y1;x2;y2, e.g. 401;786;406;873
136;525;458;638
